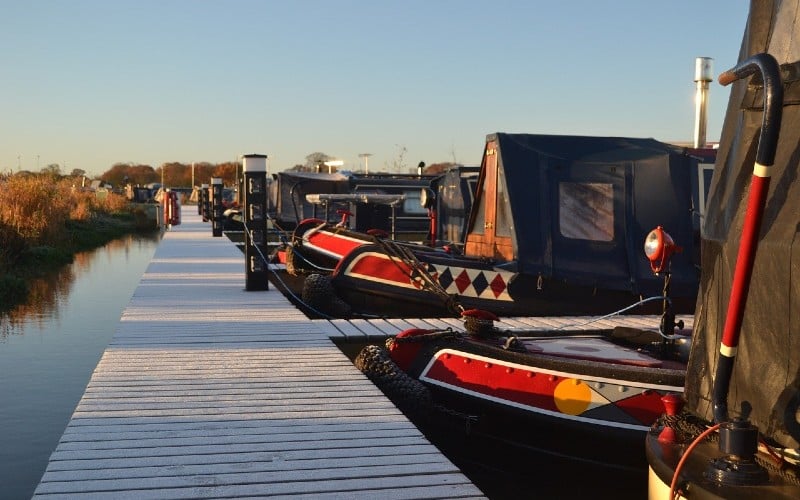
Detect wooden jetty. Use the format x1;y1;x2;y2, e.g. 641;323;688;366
33;210;485;499
34;208;691;498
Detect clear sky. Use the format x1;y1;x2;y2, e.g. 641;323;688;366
1;1;750;177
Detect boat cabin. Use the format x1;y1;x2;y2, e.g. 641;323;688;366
270;170;439;240
464;133;703;298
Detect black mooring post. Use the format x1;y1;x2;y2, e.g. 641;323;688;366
242;154;269;291
211;177;223;237
196;185;202;215
201;183;209;222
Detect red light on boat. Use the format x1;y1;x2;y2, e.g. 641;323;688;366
644;226;682;274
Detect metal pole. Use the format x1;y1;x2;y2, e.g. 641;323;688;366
694;57;713;148
242;154;269;291
211;177;223;237
712;53;783;423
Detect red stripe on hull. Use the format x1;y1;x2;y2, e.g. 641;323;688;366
346;253;416;286
306;231;367;260
421;349;678;427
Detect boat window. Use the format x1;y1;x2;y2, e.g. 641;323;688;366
402;190;428;215
559;182;614;241
471;181;486;235
495;165;512;237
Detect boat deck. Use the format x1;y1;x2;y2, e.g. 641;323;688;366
33;210;485;499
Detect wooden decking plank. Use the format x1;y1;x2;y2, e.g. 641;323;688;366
495;317;530;330
384;317;420;332
310;318;346;338
34;209;484;499
422;317;464;331
41;452;454;481
347;318;391;337
403;318;440;329
365;318;403;337
329;318;371;339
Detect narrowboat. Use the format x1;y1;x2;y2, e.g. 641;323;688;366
294;133;710;318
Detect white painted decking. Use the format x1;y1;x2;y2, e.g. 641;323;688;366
33;210;485;499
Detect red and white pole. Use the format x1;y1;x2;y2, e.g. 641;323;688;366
712;53;783;423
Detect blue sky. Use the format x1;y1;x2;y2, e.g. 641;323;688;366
1;1;749;177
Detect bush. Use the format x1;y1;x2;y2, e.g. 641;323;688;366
0;222;28;270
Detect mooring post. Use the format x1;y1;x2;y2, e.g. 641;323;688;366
211;177;223;237
201;183;209;222
242;154;269;291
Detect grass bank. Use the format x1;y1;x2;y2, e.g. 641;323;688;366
0;173;160;312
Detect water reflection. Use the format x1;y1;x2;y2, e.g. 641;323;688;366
0;267;73;340
0;232;161;500
0;234;160;340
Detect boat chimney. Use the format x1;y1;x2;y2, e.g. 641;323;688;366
694;57;713;148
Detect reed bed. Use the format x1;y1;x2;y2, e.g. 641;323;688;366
0;173;145;310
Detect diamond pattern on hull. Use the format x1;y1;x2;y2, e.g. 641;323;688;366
429;264;515;302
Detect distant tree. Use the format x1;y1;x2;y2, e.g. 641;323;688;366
423;162;456;175
158;162;189;187
191;162;216;186
101;163;130;186
40;164;62;177
304;152;332;172
70;168;86;178
212;162;239;186
128;164;158;185
101;163;158;187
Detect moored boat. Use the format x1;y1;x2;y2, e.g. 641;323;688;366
294;133;708;318
354;272;693;474
646;3;800;497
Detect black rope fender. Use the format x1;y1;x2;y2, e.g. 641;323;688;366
356;331;480;428
354;344;433;417
301;273;352;318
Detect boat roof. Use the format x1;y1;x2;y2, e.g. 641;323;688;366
469;132;699;297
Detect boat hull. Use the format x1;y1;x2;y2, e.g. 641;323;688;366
331;244;689;318
362;331;686;473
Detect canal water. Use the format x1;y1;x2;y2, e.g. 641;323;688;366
0;233;161;500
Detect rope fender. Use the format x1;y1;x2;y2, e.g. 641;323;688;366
354;344;433;417
301;273;352;317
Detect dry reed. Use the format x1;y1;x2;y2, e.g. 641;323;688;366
0;174;131;245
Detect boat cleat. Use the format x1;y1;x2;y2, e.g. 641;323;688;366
705;419;769;486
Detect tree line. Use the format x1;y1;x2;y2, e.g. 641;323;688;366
99;162;240;188
14;152;460;190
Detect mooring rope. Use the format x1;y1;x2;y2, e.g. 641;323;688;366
372;237;463;315
549;295;681;337
241;222;336;320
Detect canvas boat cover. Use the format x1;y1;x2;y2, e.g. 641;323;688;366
273;171;350;224
484;133;700;298
685;0;800;449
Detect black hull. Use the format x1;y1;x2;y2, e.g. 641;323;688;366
426;385;650;472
